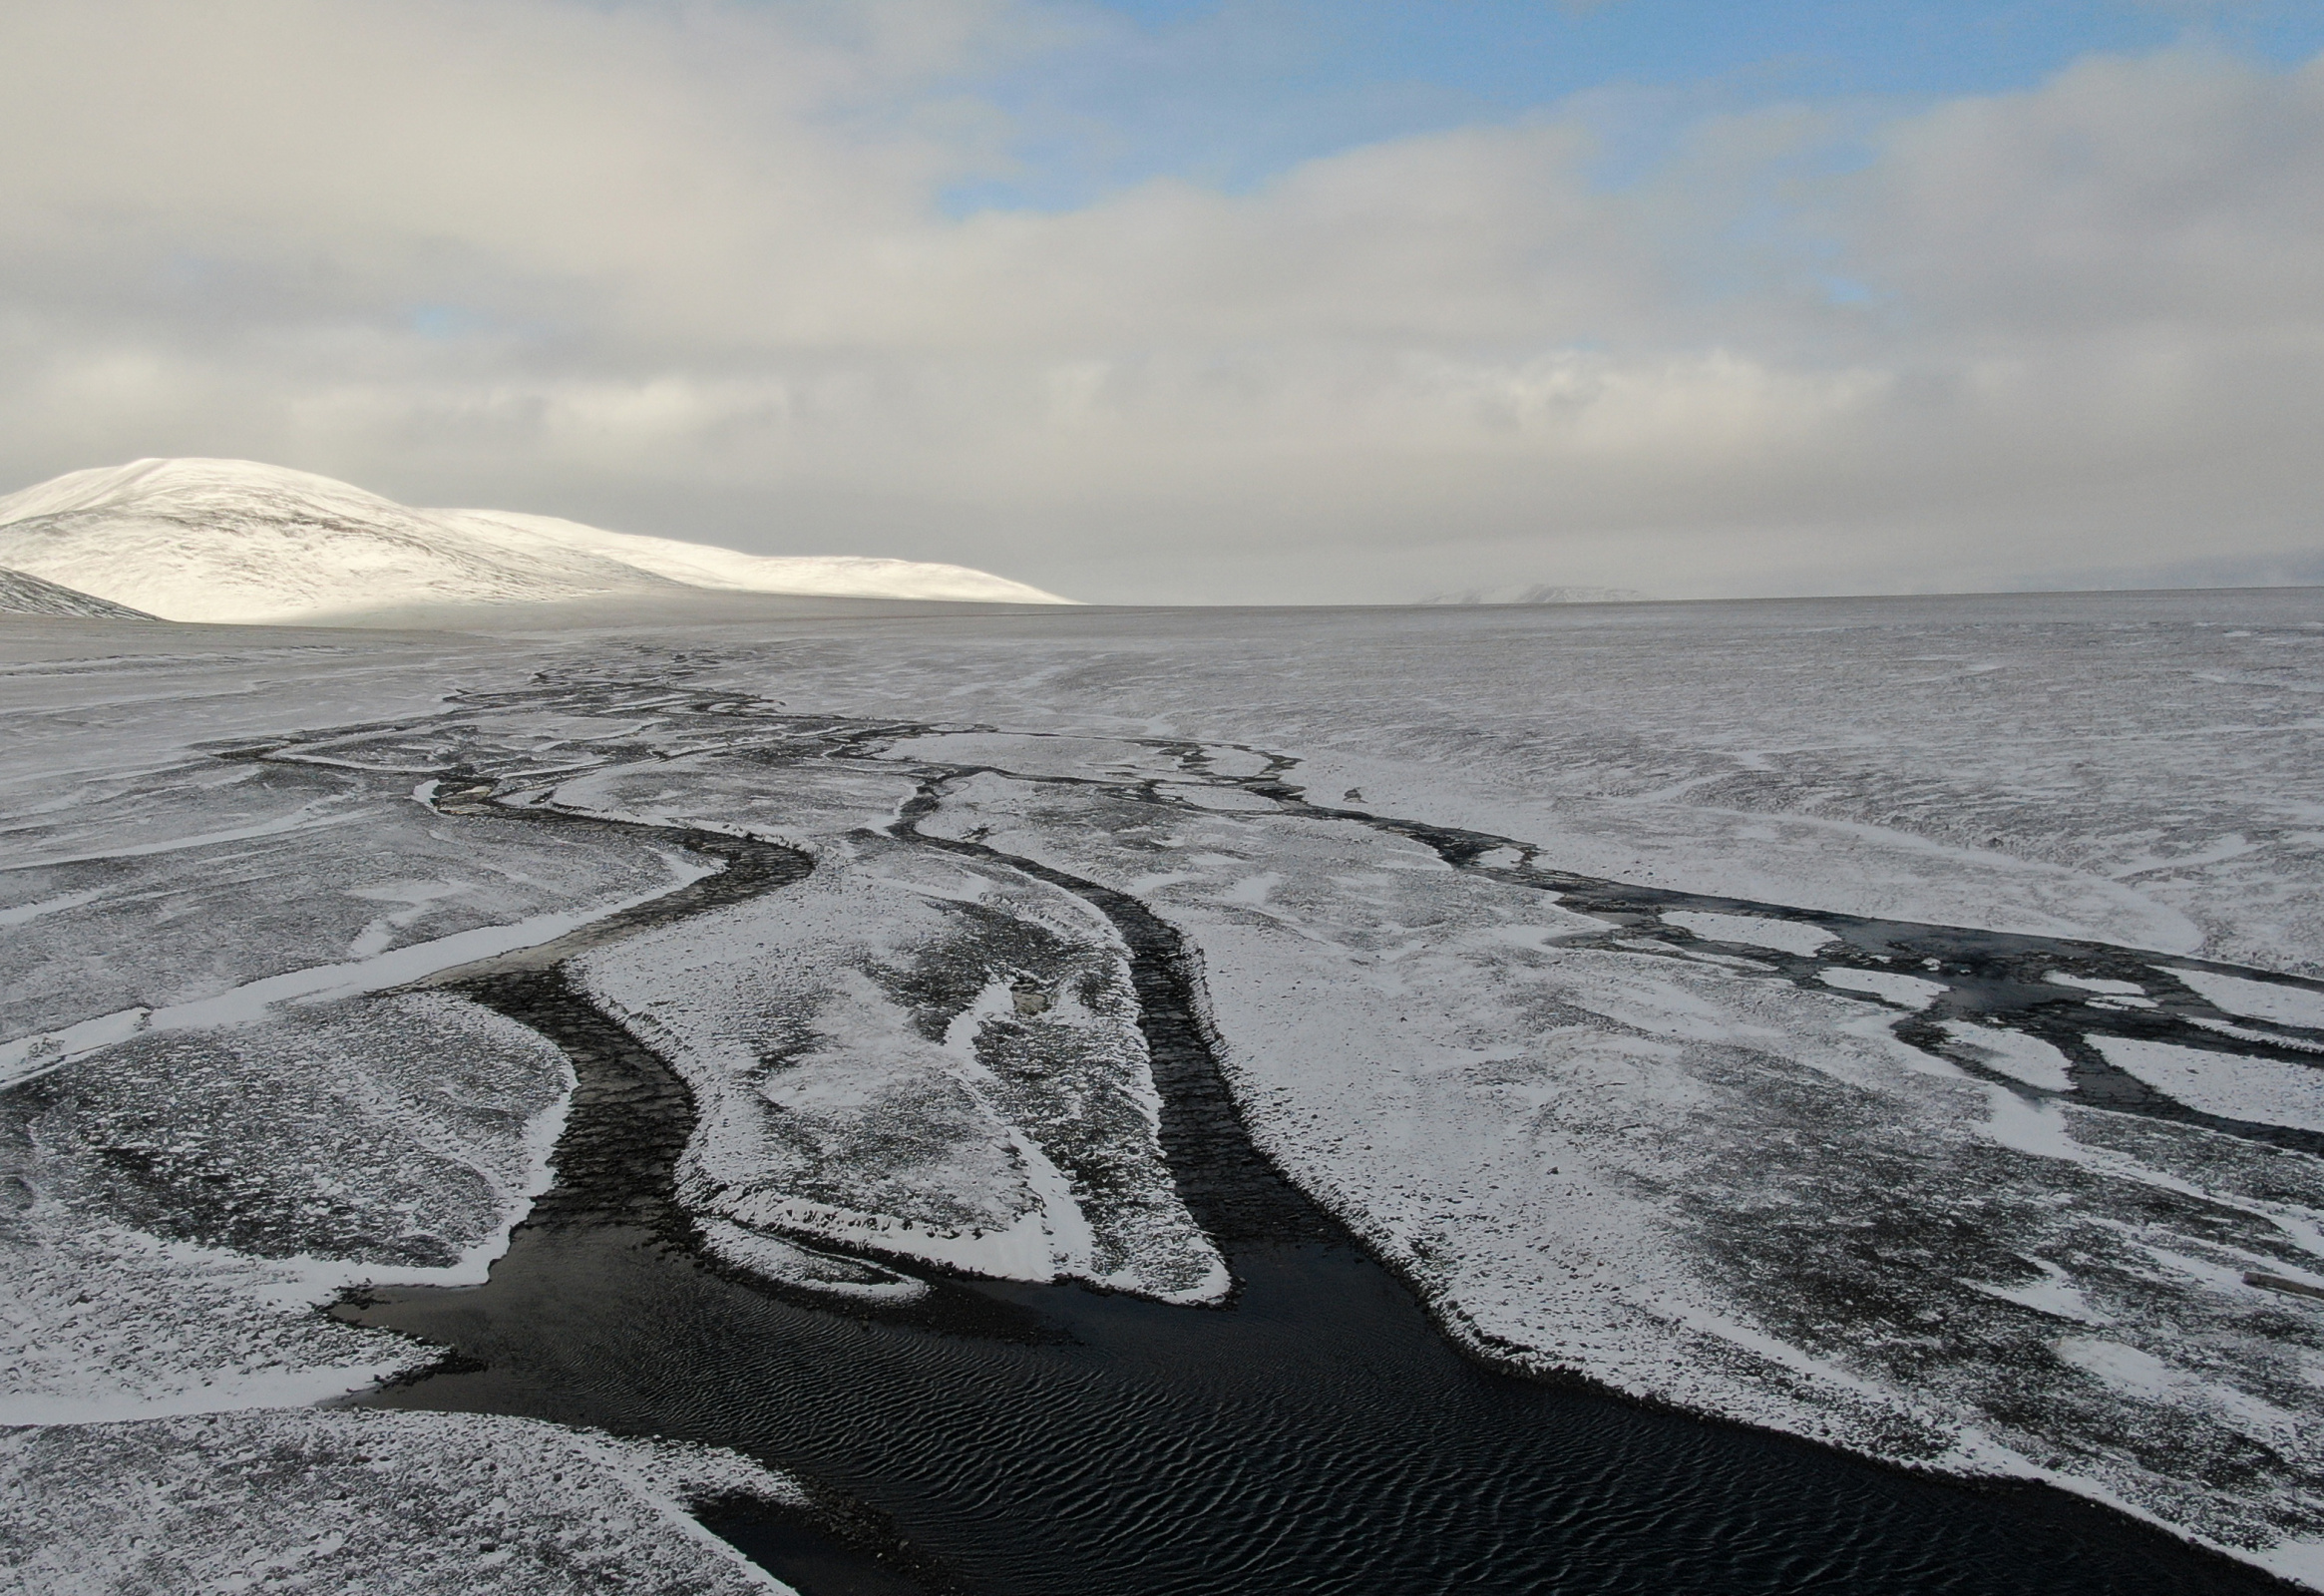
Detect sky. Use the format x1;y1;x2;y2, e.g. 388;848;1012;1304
0;0;2319;604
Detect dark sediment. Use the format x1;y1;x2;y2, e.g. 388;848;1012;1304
457;969;695;1233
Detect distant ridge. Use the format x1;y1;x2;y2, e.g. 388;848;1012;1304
0;567;156;619
1417;584;1651;605
0;458;1075;624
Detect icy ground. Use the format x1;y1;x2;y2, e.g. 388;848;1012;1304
3;1408;800;1595
3;589;2323;1586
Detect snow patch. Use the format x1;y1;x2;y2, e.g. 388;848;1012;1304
1819;968;1948;1007
0;849;714;1090
2047;973;2147;996
697;1220;931;1305
1661;911;1836;957
1940;1022;2076;1091
2175;968;2324;1030
2094;1036;2324;1132
0;1410;803;1596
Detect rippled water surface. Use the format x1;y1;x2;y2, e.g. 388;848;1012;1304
354;1213;2286;1595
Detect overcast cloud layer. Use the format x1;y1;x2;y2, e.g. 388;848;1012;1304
1;0;2318;603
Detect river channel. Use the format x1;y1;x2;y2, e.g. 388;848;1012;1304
334;801;2298;1596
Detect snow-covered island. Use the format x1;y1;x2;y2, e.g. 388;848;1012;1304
4;466;2323;1594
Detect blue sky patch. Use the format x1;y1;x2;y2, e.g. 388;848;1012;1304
937;0;2324;212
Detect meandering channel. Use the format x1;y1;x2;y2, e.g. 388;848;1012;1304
329;742;2297;1595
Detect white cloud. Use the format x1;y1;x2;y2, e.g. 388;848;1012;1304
0;2;2315;601
1845;47;2324;333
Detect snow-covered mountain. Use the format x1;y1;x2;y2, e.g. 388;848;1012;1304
0;459;1073;623
0;567;156;619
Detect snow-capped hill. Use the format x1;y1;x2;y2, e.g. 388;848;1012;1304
0;567;156;619
448;509;1069;606
0;460;688;624
0;459;1073;623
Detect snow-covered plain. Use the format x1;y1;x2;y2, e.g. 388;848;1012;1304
0;459;1072;622
5;588;2324;1588
0;621;809;1591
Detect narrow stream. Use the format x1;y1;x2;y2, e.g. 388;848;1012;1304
340;791;2299;1596
1300;796;2324;1155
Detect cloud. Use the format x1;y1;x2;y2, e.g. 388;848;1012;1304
0;1;2316;601
1844;47;2324;333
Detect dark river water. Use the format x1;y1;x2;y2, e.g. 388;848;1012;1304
352;1211;2289;1596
